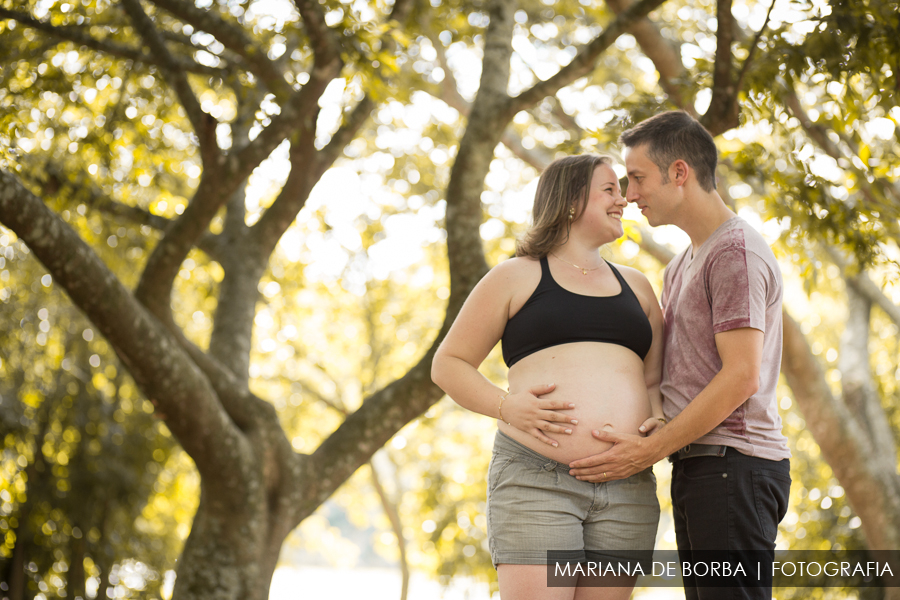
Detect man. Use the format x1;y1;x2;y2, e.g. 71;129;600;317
568;111;791;599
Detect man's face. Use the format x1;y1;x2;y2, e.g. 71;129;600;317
624;144;675;227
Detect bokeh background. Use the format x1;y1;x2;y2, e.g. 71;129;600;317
1;0;898;598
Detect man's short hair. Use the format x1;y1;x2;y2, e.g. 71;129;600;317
619;111;718;192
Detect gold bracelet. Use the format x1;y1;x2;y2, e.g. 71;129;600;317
498;390;511;425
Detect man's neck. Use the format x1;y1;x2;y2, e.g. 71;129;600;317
676;193;736;253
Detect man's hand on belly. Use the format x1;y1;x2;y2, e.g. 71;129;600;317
567;430;658;482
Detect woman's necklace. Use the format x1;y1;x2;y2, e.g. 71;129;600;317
551;253;602;275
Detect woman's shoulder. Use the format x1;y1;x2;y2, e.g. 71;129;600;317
494;254;541;271
478;255;542;292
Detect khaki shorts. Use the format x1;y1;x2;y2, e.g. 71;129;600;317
487;430;660;567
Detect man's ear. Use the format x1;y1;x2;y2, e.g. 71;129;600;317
671;159;690;187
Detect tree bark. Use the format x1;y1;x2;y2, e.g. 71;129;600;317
595;5;900;573
370;464;410;600
206;184;260;385
6;520;29;600
625;193;900;582
68;534;86;600
825;247;900;326
604;0;696;112
782;307;900;589
206;112;259;385
701;0;740;135
1;1;675;597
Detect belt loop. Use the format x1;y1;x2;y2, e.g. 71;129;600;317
542;461;557;472
717;445;727;457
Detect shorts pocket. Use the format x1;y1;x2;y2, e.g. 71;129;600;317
487;453;516;493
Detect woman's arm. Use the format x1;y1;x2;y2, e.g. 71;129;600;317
620;267;665;434
431;259;577;446
640;290;665;434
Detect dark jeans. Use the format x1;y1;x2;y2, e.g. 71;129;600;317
671;447;791;600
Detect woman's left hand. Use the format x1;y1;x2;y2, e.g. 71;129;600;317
638;417;665;437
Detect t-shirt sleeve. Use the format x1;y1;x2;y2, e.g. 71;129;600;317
706;247;770;334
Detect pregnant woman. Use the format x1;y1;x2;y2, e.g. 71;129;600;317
431;154;664;599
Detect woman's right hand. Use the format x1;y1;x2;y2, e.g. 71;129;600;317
502;383;577;447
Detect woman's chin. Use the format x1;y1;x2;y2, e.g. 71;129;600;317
602;228;624;244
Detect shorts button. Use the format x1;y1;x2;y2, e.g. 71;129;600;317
722;473;728;478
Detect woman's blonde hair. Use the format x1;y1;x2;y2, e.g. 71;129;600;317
516;154;613;258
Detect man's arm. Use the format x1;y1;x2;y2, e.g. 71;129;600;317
568;327;763;481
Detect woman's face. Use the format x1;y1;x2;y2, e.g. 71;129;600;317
572;163;627;245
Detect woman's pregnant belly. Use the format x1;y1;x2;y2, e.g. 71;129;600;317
498;342;652;465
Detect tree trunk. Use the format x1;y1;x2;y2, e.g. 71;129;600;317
781;308;900;589
167;393;308;600
603;7;900;580
370;463;410;600
630;220;900;586
0;1;665;597
5;418;50;600
96;565;109;600
6;521;28;600
68;534;86;600
207;116;259;387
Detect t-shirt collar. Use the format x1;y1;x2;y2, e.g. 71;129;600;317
687;215;741;264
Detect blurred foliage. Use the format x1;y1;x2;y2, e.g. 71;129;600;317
0;0;898;598
0;237;193;598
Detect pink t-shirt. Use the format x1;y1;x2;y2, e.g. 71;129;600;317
661;216;790;460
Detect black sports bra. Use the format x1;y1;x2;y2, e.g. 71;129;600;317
501;256;653;367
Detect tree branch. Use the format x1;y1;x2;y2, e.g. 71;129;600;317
147;0;293;100
227;69;333;181
632;226;676;263
429;29;471;105
503;128;558;170
839;287;900;476
0;168;251;481
384;0;417;35
424;29;560;169
161;28;252;72
782;310;900;556
298;352;445;519
782;83;897;216
369;461;410;600
299;382;411;599
250;0;412;257
37;165;225;262
297;0;523;516
734;0;775;97
250;95;374;257
635;211;900;561
824;246;900;327
0;7;223;75
133;175;226;319
103;200;226;261
699;0;740;135
506;0;666;117
604;0;696;113
292;0;342;76
321;96;376;164
133;66;337;320
120;0;219;163
104;200;172;230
